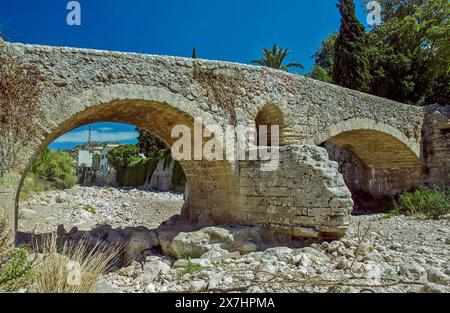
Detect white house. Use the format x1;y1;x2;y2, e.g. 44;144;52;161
100;144;119;171
77;150;93;168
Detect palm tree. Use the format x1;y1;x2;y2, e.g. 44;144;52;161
251;44;304;72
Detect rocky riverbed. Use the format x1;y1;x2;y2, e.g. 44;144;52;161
18;186;450;293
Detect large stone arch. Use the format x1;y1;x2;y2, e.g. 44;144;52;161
11;85;240;233
314;118;423;212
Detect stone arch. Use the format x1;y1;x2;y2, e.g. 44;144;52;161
254;104;287;147
12;85;240;232
315;118;421;168
314;118;423;212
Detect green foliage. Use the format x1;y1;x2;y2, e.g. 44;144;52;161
0;246;34;291
31;149;77;189
364;0;450;104
308;33;336;83
172;160;187;187
83;205;96;215
178;258;202;275
394;187;450;218
252;44;304;72
192;47;197;59
332;0;371;92
313;33;337;70
20;173;50;201
107;144;141;170
135;128;166;158
307;65;333;83
380;208;399;220
116;158;158;187
92;154;101;170
0;171;16;189
0;221;34;291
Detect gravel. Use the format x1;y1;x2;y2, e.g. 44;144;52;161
18;186;450;293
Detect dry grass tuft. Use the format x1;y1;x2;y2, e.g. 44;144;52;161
34;234;121;293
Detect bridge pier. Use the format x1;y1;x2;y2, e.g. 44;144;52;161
237;145;353;240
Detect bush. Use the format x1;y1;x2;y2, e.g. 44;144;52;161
30;149;77;189
116;158;158;187
0;246;35;291
394;187;450;218
19;173;50;201
106;144;141;170
0;220;35;291
178;258;202;275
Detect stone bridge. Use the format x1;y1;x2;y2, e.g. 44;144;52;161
1;40;448;242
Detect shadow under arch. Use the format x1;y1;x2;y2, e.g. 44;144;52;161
14;86;240;232
315;118;423;213
254;104;287;147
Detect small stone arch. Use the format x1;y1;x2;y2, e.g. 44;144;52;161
254;104;287;147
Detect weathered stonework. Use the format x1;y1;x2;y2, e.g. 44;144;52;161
0;42;448;242
423;105;450;188
238;146;353;240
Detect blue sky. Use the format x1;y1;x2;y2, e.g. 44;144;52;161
47;123;138;150
0;0;369;150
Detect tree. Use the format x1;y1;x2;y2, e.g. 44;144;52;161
92;154;100;170
365;0;450;104
307;65;333;83
106;145;141;170
332;0;371;92
308;33;336;82
251;44;304;72
135;128;166;158
31;149;77;189
192;47;197;59
313;33;337;70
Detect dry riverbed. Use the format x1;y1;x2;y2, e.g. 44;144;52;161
18;186;450;293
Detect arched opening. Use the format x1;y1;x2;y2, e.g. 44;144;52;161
319;123;422;213
17;121;188;236
14;98;239;236
254;105;285;147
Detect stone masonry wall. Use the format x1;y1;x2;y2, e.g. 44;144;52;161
324;142;424;213
238;145;353;240
423;105;450;188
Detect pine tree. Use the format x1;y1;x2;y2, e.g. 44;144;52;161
192;47;197;59
332;0;371;92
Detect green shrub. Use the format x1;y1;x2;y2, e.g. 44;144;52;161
0;221;35;291
30;149;76;190
0;171;16;189
178;258;202;275
172;160;186;187
19;173;50;201
83;205;96;215
0;246;35;291
107;145;141;170
394;187;450;218
116;158;158;187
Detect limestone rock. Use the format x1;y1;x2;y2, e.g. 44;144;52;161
123;230;159;265
427;267;450;285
